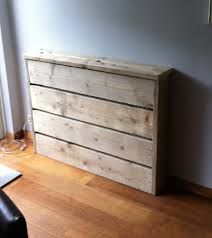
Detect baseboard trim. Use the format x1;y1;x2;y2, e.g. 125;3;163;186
6;130;33;141
24;130;33;140
6;130;24;140
168;176;212;200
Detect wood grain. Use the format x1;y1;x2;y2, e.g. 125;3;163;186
33;110;153;167
26;52;171;195
31;85;153;138
28;60;155;108
6;191;71;237
25;50;171;80
1;142;212;238
27;223;57;238
36;133;152;193
152;77;169;195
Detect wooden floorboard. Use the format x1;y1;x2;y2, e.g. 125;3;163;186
1;142;212;238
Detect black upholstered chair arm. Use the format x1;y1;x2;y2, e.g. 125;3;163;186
0;189;28;238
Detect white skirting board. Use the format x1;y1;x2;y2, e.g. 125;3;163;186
0;165;21;187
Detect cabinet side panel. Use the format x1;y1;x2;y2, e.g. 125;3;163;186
152;76;169;195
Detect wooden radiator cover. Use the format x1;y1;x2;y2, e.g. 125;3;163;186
25;51;171;195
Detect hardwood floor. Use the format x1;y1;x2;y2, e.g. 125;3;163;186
1;141;212;238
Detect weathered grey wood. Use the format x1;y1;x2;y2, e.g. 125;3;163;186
26;51;171;195
25;50;171;80
36;133;152;193
33;110;153;167
151;76;169;195
28;60;155;109
31;85;153;139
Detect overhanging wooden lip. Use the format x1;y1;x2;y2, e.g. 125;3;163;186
24;50;172;81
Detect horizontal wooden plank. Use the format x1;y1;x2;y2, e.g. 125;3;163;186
25;51;172;80
31;85;153;139
35;133;152;193
33;110;153;167
28;60;155;108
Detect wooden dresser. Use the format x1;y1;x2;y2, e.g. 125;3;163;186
25;51;171;195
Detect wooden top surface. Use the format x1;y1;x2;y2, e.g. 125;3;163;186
25;50;172;80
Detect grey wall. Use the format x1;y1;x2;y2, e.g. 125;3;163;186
7;0;212;188
0;0;23;133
